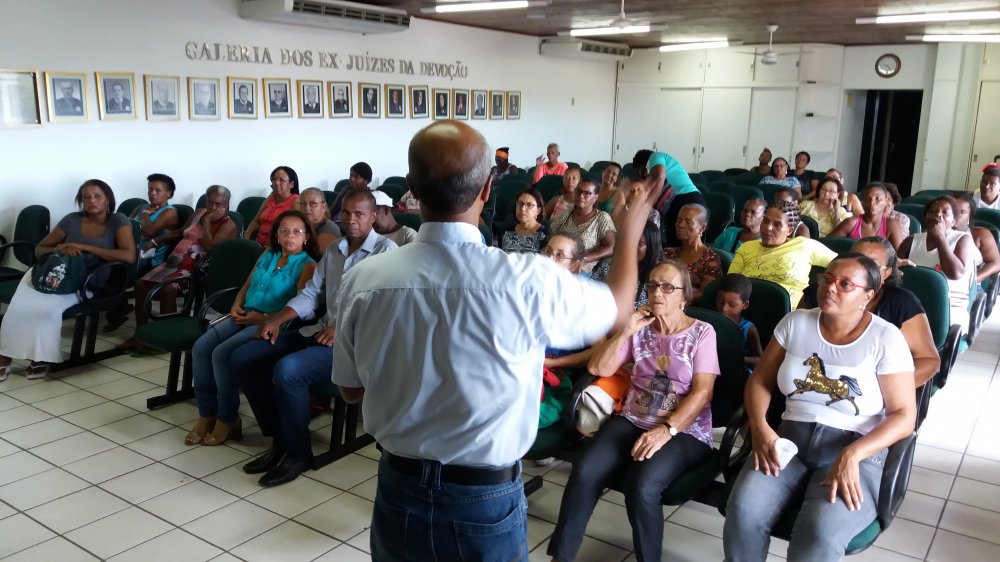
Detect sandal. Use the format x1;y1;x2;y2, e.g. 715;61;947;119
185;417;216;445
103;304;135;333
26;362;49;380
0;364;10;383
202;418;243;446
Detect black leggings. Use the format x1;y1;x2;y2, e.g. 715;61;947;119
661;190;707;247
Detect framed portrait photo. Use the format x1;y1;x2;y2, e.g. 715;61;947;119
489;90;505;120
506;91;521;120
144;75;180;121
409;85;428;119
452;89;469;121
297;80;323;118
263;78;292;118
385;84;405;119
188;77;220;120
0;69;41;127
96;72;137;120
45;71;88;123
432;88;450;120
471;89;487;121
328;81;352;118
359;82;380;118
228;77;258;119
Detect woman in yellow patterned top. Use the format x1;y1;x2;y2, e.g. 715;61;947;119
798;177;852;237
729;200;837;304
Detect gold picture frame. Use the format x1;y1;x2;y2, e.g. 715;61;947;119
188;77;220;120
328;81;352;118
298;80;324;118
452;88;469;121
359;82;380;118
45;71;89;123
0;69;41;127
95;71;137;120
144;74;180;122
409;85;428;119
432;88;450;120
489;90;505;120
471;89;487;120
263;77;292;118
506;90;521;120
385;84;405;118
228;77;258;119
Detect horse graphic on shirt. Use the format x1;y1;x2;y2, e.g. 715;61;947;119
787;353;862;415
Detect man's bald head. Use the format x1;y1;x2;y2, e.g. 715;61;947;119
408;120;491;216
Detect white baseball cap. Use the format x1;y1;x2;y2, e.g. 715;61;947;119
371;190;393;207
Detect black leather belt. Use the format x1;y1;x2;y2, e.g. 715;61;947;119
384;452;518;485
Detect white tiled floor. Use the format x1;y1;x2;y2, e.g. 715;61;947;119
3;317;1000;561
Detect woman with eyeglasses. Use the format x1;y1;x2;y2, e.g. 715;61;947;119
299;187;341;252
498;188;547;253
549;176;616;274
244;165;301;246
187;210;318;446
549;260;720;562
758;157;803;194
724;253;916;562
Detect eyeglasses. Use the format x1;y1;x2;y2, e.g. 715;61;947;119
303;201;325;208
542;248;575;262
645;281;679;294
816;273;870;293
277;228;306;237
516;201;537;209
574;188;597;198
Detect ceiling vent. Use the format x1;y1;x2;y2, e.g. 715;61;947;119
539;38;633;61
239;0;410;34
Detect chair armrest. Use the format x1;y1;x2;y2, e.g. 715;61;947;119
718;406;752;481
935;324;963;391
915;383;932;429
876;432;917;530
196;286;240;331
0;241;37;266
967;291;987;345
562;371;598;430
79;262;128;302
142;276;197;321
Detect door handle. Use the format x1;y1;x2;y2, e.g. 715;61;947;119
700;147;705;155
742;145;747;157
974;154;979;162
692;146;696;155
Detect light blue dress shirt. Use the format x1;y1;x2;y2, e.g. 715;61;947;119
333;222;616;467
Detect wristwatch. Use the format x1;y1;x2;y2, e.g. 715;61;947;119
664;423;677;437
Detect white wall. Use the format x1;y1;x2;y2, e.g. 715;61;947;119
921;44;983;191
0;0;616;241
835;91;867;192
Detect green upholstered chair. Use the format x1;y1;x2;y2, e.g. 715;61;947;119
323;190;337;210
757;183;780;204
733;173;764;186
899;266;961;394
727;186;765;227
227;211;245;238
818;236;856;254
689;172;706;185
382;175;407;187
236;196;265;226
0;205;50;283
708;180;736;193
378;183;408;205
799;215;820;239
136;238;262;409
715;247;734;275
701;277;790;348
589;161;612;176
196;194;207;209
724;168;748;176
116;198;148;217
622;163;638;179
534;174;564;201
394;212;422;232
565;162;580;170
701;170;726;183
902;213;922;234
703;192;735;242
895;203;925;222
334;178;351;192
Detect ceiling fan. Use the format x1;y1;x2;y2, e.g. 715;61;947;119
563;0;674;36
736;24;800;65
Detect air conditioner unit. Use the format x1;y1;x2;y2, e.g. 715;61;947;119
239;0;410;34
539;38;633;61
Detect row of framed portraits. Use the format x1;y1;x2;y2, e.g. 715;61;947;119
0;69;522;126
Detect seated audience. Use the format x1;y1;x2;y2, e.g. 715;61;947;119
549;176;616;274
955;193;1000;284
714;198;765;253
723;253;916;562
396;189;421;214
532;142;569;183
245;166;301;246
0;180;135;381
596;162;622;213
371;191;417;247
592;220;663;308
233;190;396;487
541;232;586;276
830;182;904;249
498;188;546;253
716;273;763;369
773;187;811;238
631;149;705;247
300;187;341;252
612;174;662;229
187;210;317;446
975;163;1000;209
754;148;773;176
883;182;911;235
820;168;865;216
791;151;817;197
800;237;940;387
664;203;721;304
758;157;802;192
729;200;836;305
544;167;581;219
489;146;519;184
899;196;978;331
549;260;719;562
798;177;851;237
330;162;373;219
125;185;238;349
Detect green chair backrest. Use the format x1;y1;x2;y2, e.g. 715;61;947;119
903;213;921;234
700;170;726;183
534;174;564;201
12;205;50;267
494;182;528;228
382;176;407;187
714;247;734;274
689;172;706;185
899;265;950;349
227;211;244;237
757;183;779;204
196;194;207;209
589;161;612;176
799;215;820;239
895;203;925;221
818;236;856;254
703;192;735;242
622;163;638;179
724;168;748;176
708;180;736;193
733;173;763;186
379;183;408;205
204;239;263;314
684;307;747;428
173;204;195;233
394;212;422;231
701;277;791;347
116;198;147;217
334;179;351;192
728;186;765;227
974;208;1000;232
236;196;265;224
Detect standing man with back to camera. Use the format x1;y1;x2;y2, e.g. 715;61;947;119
333;119;665;561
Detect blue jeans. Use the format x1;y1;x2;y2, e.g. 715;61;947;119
233;332;333;459
371;455;529;562
549;415;712;562
723;420;887;562
191;317;258;422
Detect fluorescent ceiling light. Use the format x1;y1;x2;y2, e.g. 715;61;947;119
659;40;730;52
857;10;1000;24
906;34;1000;42
423;1;533;14
569;25;650;37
